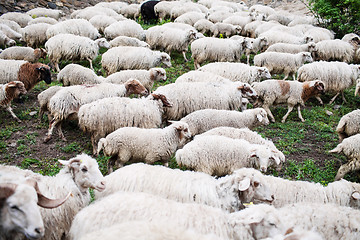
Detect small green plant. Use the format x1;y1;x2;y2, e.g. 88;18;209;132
59;142;83;153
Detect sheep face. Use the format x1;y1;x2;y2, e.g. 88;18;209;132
36;66;52;85
150;68;167;82
6;38;16;47
6;81;27;99
238;83;258;102
255;109;270;126
160;53;172;68
124;78;148;96
96;38;110;49
250;146;275;173
301;52;313;64
58;154;105;193
258;67;271;80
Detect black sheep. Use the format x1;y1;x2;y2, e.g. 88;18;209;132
140;0;160;24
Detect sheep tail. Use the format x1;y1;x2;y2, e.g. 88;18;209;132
97;138;106;155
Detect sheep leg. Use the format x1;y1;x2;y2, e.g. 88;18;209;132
54;62;60;73
292;73;296;81
44;118;60;143
341;91;347;103
262;105;275;122
38;108;44;121
281;105;295;123
246;54;250;65
91;134;102;155
315;96;324;105
282;72;289;80
57;123;67;141
107;156;117;174
329;92;340;104
335;159;360;181
296;105;305;122
182;51;189;62
6;106;21;123
87;58;94;70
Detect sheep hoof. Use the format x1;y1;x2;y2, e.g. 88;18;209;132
16;118;22;123
281;119;285;123
43;136;51;143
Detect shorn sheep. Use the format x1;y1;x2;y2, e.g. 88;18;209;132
252;79;325;123
0;47;47;63
94;164;274;213
101;46;171;74
176;135;279;175
153;81;258;121
57;64;103;86
199;62;271;84
330;134;360;180
0;153;105;240
254;52;313;81
78;93;173;154
98;121;191;172
297;61;360;104
0;81;27;122
180;108;270;137
45;34;110;72
44;80;148;143
336;109;360;142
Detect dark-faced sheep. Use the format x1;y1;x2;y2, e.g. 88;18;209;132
0;81;27;122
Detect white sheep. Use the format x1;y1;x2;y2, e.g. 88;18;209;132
78;93;173;154
175;70;232;84
0;59;27;84
104;19;145;41
243;36;269;64
37;85;63;121
258;30;313;46
71;6;119;21
46;19;100;40
191;37;252;69
0;12;32;28
0;81;27;123
210;22;242;38
254;52;313;80
119;4;140;19
161;22;197;32
330;133;360;180
336;110;360;142
194;19;215;35
0;30;16;48
266;42;316;55
89;15;118;34
243;20;264;38
94;164;274;212
174;11;206;26
313;39;355;63
57;64;104;86
0;153;105;240
297;61;360;104
22;23;52;48
170;4;203;20
0;24;21;42
207;11;231;23
98;121;191;172
176;135;279;175
105;68;166;93
0;46;46;63
153;81;258;121
180;108;270;137
0;19;22;33
26;8;63;19
45;34;110;72
28;17;58;25
94;1;128;14
304;27;334;43
288;15;317;26
153;1;180;21
109;35;149;48
198;62;271;84
44;80;148;143
252;79;325;123
101;46;171;74
249;4;276;18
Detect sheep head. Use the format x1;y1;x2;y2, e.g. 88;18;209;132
249;145;278;173
160;53;172;68
151;93;173;107
168;121;192;144
36;65;52;85
124;78;148;97
237;83;258;102
5;81;27;100
96;38;110;49
150;68;167;82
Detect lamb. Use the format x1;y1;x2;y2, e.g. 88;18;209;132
297;61;360;104
78;93;173;154
244;36;269;64
27;8;63;19
191;37;252;69
45;34;110;72
194;19;215;35
0;81;27;123
109;35;149;48
175;71;232;84
174;11;206;26
210;22;242;38
98;121;191;172
0;153;105;240
37;85;63;121
94;164;274;212
313;39;355;63
104;20;145;41
105;68;166;93
0;30;15;48
57;64;103;86
180;108;270;137
0;24;21;42
68;191;280;240
254;52;313;81
252;79;325;123
336;110;360;142
198;62;271;84
153;81;258;121
330;134;360;180
22;23;52;48
101;46;171;74
176;135;279;175
0;12;32;28
266;42;316;55
44;80;148;143
28;17;58;25
0;47;46;63
46;19;100;40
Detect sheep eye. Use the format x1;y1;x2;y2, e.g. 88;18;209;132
10;205;20;211
81;167;88;173
269;223;276;226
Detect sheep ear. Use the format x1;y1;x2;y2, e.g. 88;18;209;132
256;113;263;122
352;191;360;200
7;82;17;88
58;159;81;169
0;183;17;199
238;177;251;191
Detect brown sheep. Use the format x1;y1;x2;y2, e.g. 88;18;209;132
0;81;27;122
17;62;52;91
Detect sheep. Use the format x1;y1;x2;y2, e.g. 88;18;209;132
0;24;21;42
57;64;103;86
266;42;316;55
330;134;360;180
154;1;180;21
253;21;281;37
46;19;100;40
71;6;119;20
45;34;110;72
17;62;52;92
37;85;63;121
162;22;197;32
78;93;173;154
0;81;27;123
266;13;293;26
94;1;128;13
174;11;206;26
89;15;118;34
140;0;160;24
243;20;264;38
119;4;140;19
101;46;171;74
146;26;197;61
243;36;269;64
180;108;270;137
254;52;313;81
198;127;285;165
153;81;258;121
252;79;325;123
194;19;215;35
26;8;63;20
28;17;58;25
313;39;355;63
288;16;317;26
170;4;203;20
69;191;280;240
98;121;191;172
104;20;145;41
94;163;274;212
0;19;22;33
222;15;253;33
208;11;232;23
22;23;52;48
249;4;276;18
175;71;232;84
105;68;166;93
191;37;252;69
0;12;32;28
297;61;360;104
1;153;105;240
109;35;149;48
258;30;313;46
0;59;27;84
304;27;334;43
336;110;360;142
210;22;242;38
176;135;279;175
0;30;15;48
44;80;148;143
0;47;46;63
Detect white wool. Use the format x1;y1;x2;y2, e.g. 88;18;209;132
37;85;63;121
266;42;316;54
27;8;63;20
336;109;360;141
104;20;145;41
57;64;103;86
0;12;32;27
314;39;355;63
46;19;100;40
22;23;51;48
0;59;27;84
175;71;232;84
28;17;58;25
109;35;149;48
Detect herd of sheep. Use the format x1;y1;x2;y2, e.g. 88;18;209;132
1;0;360;239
